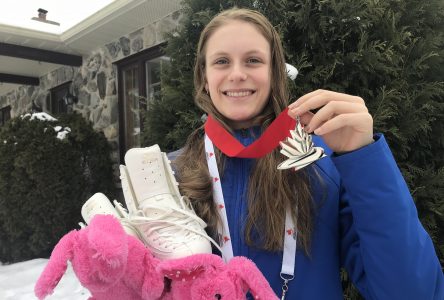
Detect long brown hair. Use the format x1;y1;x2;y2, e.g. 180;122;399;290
175;8;315;253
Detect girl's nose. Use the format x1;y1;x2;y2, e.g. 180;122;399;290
228;64;247;82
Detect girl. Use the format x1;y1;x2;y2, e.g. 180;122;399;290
174;7;443;299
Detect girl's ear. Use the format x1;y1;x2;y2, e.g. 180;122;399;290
205;83;209;93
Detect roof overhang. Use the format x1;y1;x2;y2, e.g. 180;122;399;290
0;0;180;95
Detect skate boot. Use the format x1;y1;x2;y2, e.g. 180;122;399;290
121;145;214;260
81;192;142;239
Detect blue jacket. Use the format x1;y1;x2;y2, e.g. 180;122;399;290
219;129;443;299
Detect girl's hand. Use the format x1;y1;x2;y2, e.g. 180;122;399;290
288;89;374;153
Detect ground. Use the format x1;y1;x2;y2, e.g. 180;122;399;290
0;258;90;299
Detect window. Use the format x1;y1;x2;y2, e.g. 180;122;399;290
146;56;169;102
115;44;169;162
47;81;74;115
0;105;11;127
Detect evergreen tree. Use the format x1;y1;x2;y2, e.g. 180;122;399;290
0;113;115;263
142;0;444;298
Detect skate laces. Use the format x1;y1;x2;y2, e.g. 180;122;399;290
130;196;222;252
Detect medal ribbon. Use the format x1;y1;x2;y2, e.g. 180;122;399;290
203;109;297;298
204;108;296;158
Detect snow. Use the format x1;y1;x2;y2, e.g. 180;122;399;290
285;63;298;80
55;127;71;140
18;112;71;140
0;259;90;299
21;112;58;122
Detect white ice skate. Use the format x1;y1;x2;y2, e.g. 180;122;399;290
81;192;142;239
121;145;215;260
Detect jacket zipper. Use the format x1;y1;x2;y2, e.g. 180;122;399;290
236;157;245;256
237;130;252;257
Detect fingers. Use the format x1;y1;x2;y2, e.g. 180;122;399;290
313;112;373;136
305;101;367;133
287;89;374;152
288;89;365;117
287;89;369;132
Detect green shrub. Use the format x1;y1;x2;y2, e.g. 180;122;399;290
0;112;115;263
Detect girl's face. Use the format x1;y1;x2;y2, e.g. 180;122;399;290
205;20;271;129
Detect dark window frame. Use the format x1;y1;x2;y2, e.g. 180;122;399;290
48;81;72;115
114;43;166;163
0;105;11;127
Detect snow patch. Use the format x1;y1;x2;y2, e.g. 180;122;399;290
0;258;90;299
56;127;71;140
21;112;57;122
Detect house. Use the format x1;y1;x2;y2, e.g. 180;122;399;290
0;0;181;178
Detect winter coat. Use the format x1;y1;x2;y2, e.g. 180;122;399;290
217;128;443;300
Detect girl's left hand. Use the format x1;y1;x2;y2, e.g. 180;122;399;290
288;89;374;153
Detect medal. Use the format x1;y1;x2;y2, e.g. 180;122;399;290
277;118;326;171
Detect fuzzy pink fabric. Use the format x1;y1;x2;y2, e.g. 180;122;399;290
157;253;279;300
35;215;277;300
34;215;164;300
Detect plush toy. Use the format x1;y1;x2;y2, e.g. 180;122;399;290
35;214;278;300
157;253;279;300
34;214;165;300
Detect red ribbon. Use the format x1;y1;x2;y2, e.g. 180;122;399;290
204;108;296;158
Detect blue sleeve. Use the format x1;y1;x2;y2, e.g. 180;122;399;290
331;134;443;299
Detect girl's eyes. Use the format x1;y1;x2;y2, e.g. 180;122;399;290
247;57;261;64
213;57;262;65
215;58;229;64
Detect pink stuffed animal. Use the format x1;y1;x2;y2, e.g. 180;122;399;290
34;215;165;300
35;214;278;300
157;253;279;300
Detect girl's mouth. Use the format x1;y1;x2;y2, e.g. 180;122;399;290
223;90;256;97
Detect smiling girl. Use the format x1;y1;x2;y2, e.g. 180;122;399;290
174;7;443;300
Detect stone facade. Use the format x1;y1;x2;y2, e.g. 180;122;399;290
0;11;180;179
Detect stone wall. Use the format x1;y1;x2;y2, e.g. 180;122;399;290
0;11;180;180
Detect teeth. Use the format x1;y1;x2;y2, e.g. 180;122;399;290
226;91;252;97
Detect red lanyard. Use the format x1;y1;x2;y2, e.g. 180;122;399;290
204;108;296;158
